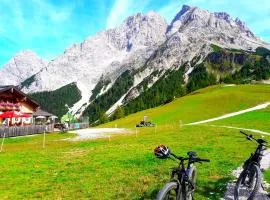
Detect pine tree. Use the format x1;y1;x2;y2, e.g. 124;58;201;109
99;113;109;124
113;106;125;120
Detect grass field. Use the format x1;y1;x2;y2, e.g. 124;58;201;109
0;84;270;199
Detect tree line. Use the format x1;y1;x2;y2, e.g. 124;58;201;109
29;83;82;118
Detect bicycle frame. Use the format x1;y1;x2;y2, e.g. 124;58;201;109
169;158;196;198
243;142;265;170
234;131;268;199
155;146;210;200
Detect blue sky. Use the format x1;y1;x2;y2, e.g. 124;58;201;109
0;0;269;67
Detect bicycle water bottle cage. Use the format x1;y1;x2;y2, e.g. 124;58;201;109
187;151;197;158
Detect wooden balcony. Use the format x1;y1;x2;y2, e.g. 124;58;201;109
0;102;20;111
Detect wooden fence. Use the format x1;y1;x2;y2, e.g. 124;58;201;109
0;124;54;138
0;123;89;138
69;123;89;130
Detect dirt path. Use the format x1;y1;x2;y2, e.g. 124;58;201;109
208;125;270;136
185;102;270;125
67;128;130;141
223;150;270;200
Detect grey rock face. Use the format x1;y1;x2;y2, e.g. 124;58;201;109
0;50;47;86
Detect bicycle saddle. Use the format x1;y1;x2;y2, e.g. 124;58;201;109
187;151;197;158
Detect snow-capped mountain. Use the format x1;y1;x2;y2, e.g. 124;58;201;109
111;5;269;112
22;12;167;93
0;50;47;86
16;11;167;115
167;5;266;50
0;5;269;118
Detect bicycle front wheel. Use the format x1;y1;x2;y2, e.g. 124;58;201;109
186;166;197;200
234;164;261;200
156;181;183;200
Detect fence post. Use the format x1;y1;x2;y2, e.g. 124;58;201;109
0;132;6;152
179;120;183;128
43;126;47;148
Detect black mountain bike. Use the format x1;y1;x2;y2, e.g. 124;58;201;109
234;131;268;200
154;145;210;200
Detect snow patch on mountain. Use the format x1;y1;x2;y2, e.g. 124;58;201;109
105;71;152;115
106;91;129;116
70;82;92;117
97;82;114;98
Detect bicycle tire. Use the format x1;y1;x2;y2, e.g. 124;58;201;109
156;181;183;200
234;164;261;200
186;166;197;200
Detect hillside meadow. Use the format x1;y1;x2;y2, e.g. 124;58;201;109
0;84;270;199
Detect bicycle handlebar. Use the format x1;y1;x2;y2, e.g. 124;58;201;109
240;131;267;145
170;153;187;161
240;130;249;137
170;153;210;163
196;158;210;162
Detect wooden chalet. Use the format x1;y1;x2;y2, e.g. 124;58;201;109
0;85;40;126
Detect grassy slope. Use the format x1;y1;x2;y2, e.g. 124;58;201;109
102;84;270;128
0;84;270;199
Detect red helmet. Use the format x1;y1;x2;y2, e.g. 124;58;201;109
154;145;170;159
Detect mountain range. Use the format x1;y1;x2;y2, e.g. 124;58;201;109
1;5;270;122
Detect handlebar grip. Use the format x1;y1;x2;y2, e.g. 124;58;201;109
198;158;210;162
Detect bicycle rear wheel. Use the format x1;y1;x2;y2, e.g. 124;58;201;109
156;181;183;200
234;164;261;200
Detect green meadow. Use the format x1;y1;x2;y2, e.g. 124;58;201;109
0;84;270;199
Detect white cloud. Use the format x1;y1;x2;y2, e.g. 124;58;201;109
106;0;130;29
31;0;73;23
106;0;150;29
50;9;72;23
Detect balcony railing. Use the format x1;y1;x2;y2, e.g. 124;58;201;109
0;102;20;111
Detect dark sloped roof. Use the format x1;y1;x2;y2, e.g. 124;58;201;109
0;85;14;93
0;85;39;108
33;108;54;117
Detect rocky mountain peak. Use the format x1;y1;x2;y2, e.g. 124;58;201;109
235;17;250;31
106;11;167;51
14;49;38;57
166;5;261;46
214;12;232;22
0;50;47;86
167;5;211;34
170;5;192;23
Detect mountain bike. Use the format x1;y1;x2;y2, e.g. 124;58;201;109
154;145;210;200
234;131;268;200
